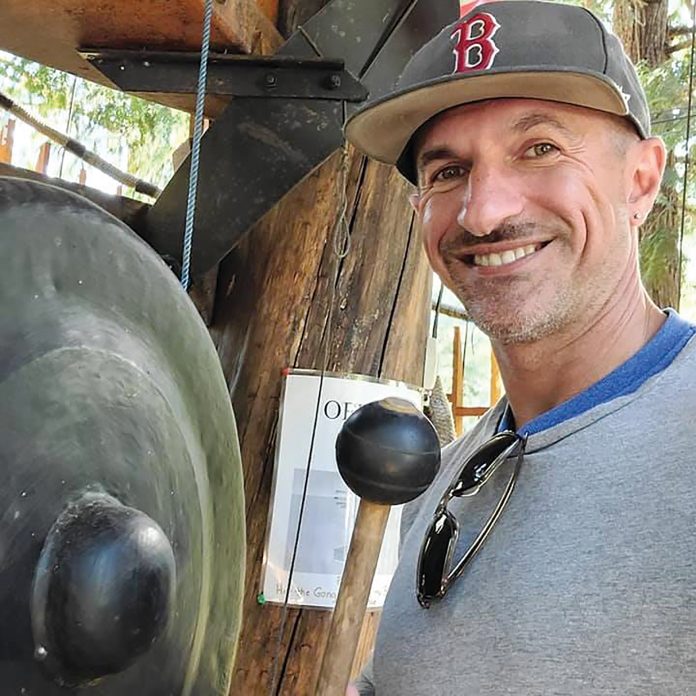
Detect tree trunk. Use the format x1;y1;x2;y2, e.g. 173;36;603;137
637;150;681;308
613;0;681;309
212;146;431;694
613;0;669;66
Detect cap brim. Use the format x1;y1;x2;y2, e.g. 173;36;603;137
345;69;631;169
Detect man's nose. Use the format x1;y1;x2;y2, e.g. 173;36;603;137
456;164;524;237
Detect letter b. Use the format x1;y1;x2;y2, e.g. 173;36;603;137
451;12;500;72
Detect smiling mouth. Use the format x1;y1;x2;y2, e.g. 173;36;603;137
466;242;550;267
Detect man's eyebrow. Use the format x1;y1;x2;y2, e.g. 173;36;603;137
511;113;576;137
415;113;578;174
416;146;459;171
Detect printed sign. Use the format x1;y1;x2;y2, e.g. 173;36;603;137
261;370;423;609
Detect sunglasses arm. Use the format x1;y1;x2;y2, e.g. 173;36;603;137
448;447;523;587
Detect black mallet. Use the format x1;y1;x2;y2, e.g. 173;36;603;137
316;397;440;696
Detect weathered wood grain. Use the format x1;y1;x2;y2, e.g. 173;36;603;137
0;0;282;114
212;145;431;695
317;501;391;696
277;0;330;37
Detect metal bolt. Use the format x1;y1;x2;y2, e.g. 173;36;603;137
264;73;277;88
329;74;342;89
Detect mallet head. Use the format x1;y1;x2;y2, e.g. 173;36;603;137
336;397;441;505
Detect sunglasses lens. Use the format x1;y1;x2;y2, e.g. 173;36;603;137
455;432;520;492
418;511;457;602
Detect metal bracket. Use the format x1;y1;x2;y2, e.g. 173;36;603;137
135;0;459;277
81;49;368;102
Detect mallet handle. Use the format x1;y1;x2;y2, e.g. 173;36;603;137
316;499;391;696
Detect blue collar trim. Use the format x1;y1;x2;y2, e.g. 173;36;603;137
499;309;695;436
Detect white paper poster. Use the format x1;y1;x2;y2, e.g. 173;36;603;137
261;370;423;609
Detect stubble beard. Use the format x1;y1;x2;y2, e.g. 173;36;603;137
445;265;585;345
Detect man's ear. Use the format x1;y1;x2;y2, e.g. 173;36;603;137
409;191;422;213
628;137;666;224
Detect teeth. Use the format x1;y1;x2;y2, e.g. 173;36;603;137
474;244;538;267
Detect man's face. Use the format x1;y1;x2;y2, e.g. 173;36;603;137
412;98;641;344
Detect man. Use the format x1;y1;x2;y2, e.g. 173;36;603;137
343;1;696;694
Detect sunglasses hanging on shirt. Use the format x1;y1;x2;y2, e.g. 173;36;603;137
417;430;526;608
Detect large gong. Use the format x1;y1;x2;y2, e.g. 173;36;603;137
0;178;245;695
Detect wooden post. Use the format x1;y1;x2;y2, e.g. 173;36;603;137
490;352;502;404
256;0;280;24
0;119;15;164
212;146;431;695
450;325;464;435
35;142;51;174
448;322;494;432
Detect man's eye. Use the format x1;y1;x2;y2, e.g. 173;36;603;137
433;165;467;182
525;142;558;158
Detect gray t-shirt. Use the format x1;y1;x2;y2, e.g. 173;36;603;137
358;330;696;695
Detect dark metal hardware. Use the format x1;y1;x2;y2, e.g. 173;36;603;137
140;0;460;277
81;49;368;102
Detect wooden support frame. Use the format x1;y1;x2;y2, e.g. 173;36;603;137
0;119;15;164
448;323;503;436
214;147;432;695
34;142;51;175
451;326;464;434
0;1;283;114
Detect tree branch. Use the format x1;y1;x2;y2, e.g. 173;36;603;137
667;39;693;54
669;25;695;38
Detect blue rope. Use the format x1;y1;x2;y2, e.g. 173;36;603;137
181;0;214;290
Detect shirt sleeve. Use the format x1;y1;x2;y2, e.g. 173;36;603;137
352;655;376;695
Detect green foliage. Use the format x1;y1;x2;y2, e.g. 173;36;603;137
640;221;678;296
639;57;693;149
636;43;695;307
0;53;188;190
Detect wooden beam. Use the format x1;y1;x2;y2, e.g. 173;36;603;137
213;149;431;696
212;0;282;55
256;0;280;24
0;119;15;164
490;352;502;404
450;326;464;435
453;406;489;418
0;1;283;114
34;143;51;175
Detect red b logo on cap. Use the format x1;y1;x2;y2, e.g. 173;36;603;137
451;13;500;72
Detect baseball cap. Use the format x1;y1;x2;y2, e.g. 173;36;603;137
344;0;651;183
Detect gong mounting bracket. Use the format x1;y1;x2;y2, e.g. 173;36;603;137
75;0;459;279
81;49;368;103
